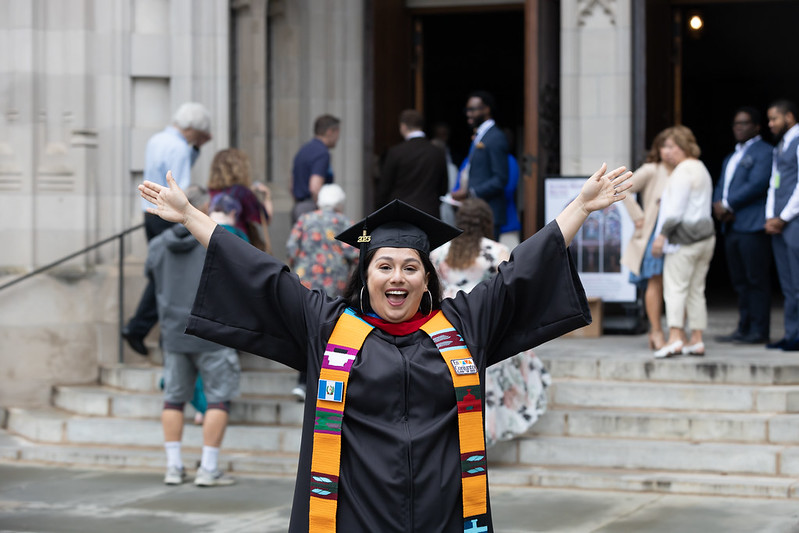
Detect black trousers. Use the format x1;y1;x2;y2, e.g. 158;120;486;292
725;229;772;339
125;213;176;337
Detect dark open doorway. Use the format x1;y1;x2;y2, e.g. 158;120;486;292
368;2;558;230
418;10;525;168
643;0;799;298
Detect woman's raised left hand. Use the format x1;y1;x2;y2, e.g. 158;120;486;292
577;164;633;214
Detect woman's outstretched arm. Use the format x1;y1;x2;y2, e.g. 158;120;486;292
139;170;217;248
555;163;632;246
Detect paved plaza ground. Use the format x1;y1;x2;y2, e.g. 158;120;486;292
3;299;799;532
0;463;798;532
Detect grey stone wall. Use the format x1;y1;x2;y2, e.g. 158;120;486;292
0;0;230;407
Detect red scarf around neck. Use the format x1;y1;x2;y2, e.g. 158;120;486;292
360;311;436;336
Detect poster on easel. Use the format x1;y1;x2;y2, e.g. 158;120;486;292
544;177;636;303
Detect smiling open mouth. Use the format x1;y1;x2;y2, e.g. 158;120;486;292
385;289;408;306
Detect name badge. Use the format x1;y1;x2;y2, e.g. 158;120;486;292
451;358;477;375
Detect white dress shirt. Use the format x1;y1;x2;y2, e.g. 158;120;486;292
472;119;495;146
721;135;761;211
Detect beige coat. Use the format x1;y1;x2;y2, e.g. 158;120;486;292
620;162;670;276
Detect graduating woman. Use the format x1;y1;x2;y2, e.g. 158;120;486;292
139;163;632;533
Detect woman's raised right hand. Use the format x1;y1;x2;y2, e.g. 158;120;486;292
139;171;190;225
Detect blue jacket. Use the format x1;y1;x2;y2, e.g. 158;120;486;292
467;125;509;227
500;154;521;234
713;138;773;233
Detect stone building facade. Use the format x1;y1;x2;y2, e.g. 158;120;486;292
0;0;632;406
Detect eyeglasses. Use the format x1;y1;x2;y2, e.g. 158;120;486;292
464;105;484;113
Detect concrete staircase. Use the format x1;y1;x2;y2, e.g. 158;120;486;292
3;334;799;499
485;335;799;499
0;355;304;477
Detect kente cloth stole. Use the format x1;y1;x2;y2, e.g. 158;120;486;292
420;311;489;533
308;308;489;533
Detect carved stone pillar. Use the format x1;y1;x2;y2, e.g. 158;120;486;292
231;0;269;185
267;0;365;259
561;0;632;175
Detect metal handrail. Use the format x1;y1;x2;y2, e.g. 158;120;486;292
0;223;145;363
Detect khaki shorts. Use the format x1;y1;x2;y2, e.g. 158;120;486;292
163;347;241;404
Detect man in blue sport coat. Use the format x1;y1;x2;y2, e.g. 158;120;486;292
713;106;773;344
452;90;509;239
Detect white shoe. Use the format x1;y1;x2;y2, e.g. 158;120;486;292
194;467;236;487
682;342;705;356
291;385;306;402
654;340;683;359
164;466;186;485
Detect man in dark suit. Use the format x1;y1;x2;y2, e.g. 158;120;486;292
713;106;773;344
377;109;448;217
765;99;799;351
452;90;509;238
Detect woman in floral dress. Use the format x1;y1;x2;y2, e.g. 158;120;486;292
285;184;359;400
430;198;550;447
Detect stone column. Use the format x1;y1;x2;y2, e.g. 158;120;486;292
0;0;101;270
561;0;632;175
268;0;365;259
33;0;98;268
0;0;35;272
231;0;269;184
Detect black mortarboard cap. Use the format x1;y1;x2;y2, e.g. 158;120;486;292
336;199;462;258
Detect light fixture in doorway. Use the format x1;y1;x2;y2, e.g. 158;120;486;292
687;11;704;38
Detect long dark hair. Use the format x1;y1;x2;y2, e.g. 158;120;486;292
343;249;444;316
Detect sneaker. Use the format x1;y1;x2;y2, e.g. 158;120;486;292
291;384;306;402
164;466;187;485
194;467;236;487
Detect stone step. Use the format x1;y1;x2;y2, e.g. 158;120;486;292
0;429;796;500
100;364;299;395
537;351;799;385
238;352;288;371
4;407;302;453
548;380;799;413
533;408;799;444
489;435;797;476
3;445;299;477
52;385;305;425
487;464;799;499
0;431;299;477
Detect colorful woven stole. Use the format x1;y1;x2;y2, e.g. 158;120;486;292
308;308;488;533
420;311;489;533
309;308;374;532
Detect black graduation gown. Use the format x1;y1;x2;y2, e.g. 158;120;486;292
186;220;590;533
